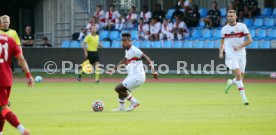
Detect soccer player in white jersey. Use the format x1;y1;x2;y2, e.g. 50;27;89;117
219;10;253;105
109;33;158;112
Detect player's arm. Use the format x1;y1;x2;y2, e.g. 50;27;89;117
219;38;225;59
16;54;34;87
82;41;88;59
234;34;253;51
141;53;158;79
114;58;127;70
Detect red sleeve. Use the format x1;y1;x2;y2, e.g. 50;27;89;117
8;37;22;57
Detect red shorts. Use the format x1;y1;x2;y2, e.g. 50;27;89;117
0;87;11;106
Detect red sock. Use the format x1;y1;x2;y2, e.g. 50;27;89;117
2;108;20;128
0;114;5;132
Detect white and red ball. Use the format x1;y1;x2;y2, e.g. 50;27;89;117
92;100;104;112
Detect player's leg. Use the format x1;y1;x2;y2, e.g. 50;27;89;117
112;83;128;111
77;69;83;81
225;58;239;94
233;68;248;105
94;61;101;83
0;87;30;135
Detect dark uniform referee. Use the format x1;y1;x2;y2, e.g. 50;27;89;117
81;25;102;83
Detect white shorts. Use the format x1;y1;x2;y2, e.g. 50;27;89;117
225;55;246;73
122;75;146;91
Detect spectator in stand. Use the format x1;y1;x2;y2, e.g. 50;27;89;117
152;4;165;22
203;1;221;28
21;26;34;47
86;17;99;34
233;0;244;21
115;16;125;31
171;5;184;21
178;0;191;12
160;18;174;40
140;5;152;23
78;28;87;41
150;17;161;41
173;15;189;40
243;0;258;18
93;4;106;29
126;6;138;29
40;37;52;48
138;18;150;40
105;4;121;31
184;4;200;27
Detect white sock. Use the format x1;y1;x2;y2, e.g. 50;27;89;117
0;132;2;135
236;80;247;99
17;124;25;134
126;94;138;104
232;78;237;85
118;99;125;109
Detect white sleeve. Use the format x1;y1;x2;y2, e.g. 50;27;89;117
147;12;152;19
116;11;121;18
135;48;143;58
243;24;249;34
105;12;109;19
179;22;185;28
150;25;154;33
140;12;143;18
86;23;91;29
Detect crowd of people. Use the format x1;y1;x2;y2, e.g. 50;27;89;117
81;0;259;41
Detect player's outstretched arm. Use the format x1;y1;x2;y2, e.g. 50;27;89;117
16;54;34;87
219;39;225;59
107;58;127;75
141;54;158;79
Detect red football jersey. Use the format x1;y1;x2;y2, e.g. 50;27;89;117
0;34;21;87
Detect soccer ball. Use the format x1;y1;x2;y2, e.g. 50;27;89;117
270;72;276;79
34;76;43;82
92;100;104;112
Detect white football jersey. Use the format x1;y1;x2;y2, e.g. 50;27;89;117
221;22;249;57
125;45;145;75
140;11;152;23
138;24;150;32
150;22;161;34
161;22;173;34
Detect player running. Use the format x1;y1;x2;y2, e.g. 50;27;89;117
219;10;253;105
0;34;34;135
108;33;158;112
78;25;102;83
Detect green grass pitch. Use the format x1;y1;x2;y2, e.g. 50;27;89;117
3;81;276;135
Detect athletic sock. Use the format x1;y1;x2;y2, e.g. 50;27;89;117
16;124;25;134
118;99;125;109
0;114;4;134
232;78;237;85
126;94;138;104
236;80;247;100
95;68;100;81
1;108;23;133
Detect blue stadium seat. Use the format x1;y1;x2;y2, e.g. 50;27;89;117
190;29;202;39
271;8;276;17
259;8;272;18
263;18;274;28
214;40;221;48
166;9;175;19
199;8;208;17
194;41;204;48
202;29;212;39
130;30;138;40
140;41;151;48
109;31;120;40
195;19;205;29
100;41;111;48
163;41;173;48
205;40;215;48
255;29;267;39
174;41;183;48
61;41;70;48
152;41;162;48
183;41;193;48
243;19;253;27
248;41;258;49
221;18;227;26
212;29;221;40
111;41;121;48
253;18;263;28
70;41;81;48
220;8;227;17
259;41;271;48
132;40;141;48
99;31;109;40
249;29;256;38
267;29;276;40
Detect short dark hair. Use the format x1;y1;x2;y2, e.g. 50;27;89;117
122;33;131;39
228;9;236;14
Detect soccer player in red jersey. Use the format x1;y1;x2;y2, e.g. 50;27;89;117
0;34;34;135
